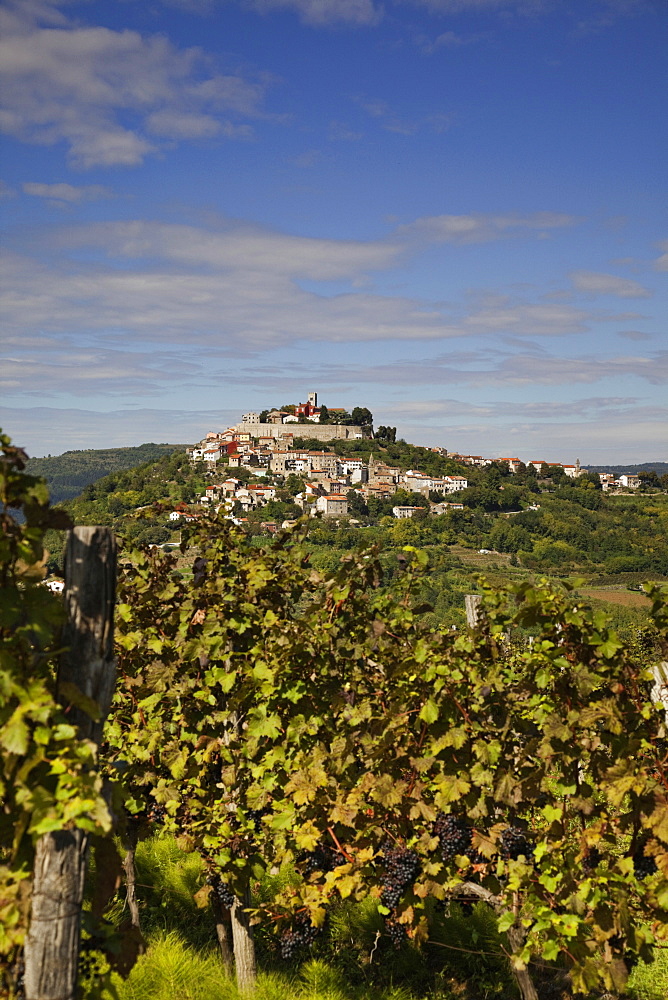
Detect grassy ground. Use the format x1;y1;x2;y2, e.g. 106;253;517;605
100;934;668;1000
579;588;652;608
88;836;668;1000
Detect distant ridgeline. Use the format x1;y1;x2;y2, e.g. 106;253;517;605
25;444;184;505
586;462;668;477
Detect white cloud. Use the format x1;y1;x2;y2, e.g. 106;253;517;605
0;341;206;397
570;270;651;298
654;240;668;272
57;220;402;279
420;30;482;54
0;214;607;358
145;110;226;140
249;0;381;25
476;352;668;385
0;1;269;167
396;211;577;244
356;98;455;136
407;0;640;19
462;298;595;336
160;0;382;22
259;349;668;388
407;0;548;12
2;214;663;427
291;148;323;167
22;181;112;203
328;120;363;141
0;213;645;376
386;395;659;422
618;330;652;341
152;0;643;31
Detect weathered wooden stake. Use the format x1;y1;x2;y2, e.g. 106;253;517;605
465;593;483;628
230;883;257;995
25;526;116;1000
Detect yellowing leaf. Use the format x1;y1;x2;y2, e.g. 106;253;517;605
419;699;439;724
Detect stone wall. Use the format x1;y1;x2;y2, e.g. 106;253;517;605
234;422;365;441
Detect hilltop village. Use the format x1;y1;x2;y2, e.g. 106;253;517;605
172;391;641;529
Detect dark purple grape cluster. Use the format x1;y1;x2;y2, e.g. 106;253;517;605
147;803;167;824
633;845;657;880
206;872;236;908
385;920;407;949
434;813;472;861
279;912;320;960
247;807;269;832
582;847;601;874
500;826;533;861
301;842;346;876
380;846;421;910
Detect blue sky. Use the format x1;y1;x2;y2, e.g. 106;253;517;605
1;0;666;463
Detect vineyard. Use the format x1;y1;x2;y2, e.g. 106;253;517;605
3;429;668;1000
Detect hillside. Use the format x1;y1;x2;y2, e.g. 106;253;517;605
40;440;667;646
25;443;184;505
291;435;468;477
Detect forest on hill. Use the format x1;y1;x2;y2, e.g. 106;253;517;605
25;443;183;504
587;463;668;477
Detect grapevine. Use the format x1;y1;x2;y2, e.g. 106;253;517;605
279;912;320;960
380;845;421;909
499;826;533;861
434;813;472;862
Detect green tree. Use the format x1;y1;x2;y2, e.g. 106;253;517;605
639;471;660;489
580;471;603;490
346;489;368;516
351;407;373;427
283;474;306;497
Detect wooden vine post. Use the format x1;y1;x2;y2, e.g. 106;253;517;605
464;593;483;628
24;527;117;1000
230;884;257;994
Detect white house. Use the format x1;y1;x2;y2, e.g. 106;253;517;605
392;506;426;519
442;476;468;493
338;458;365;475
